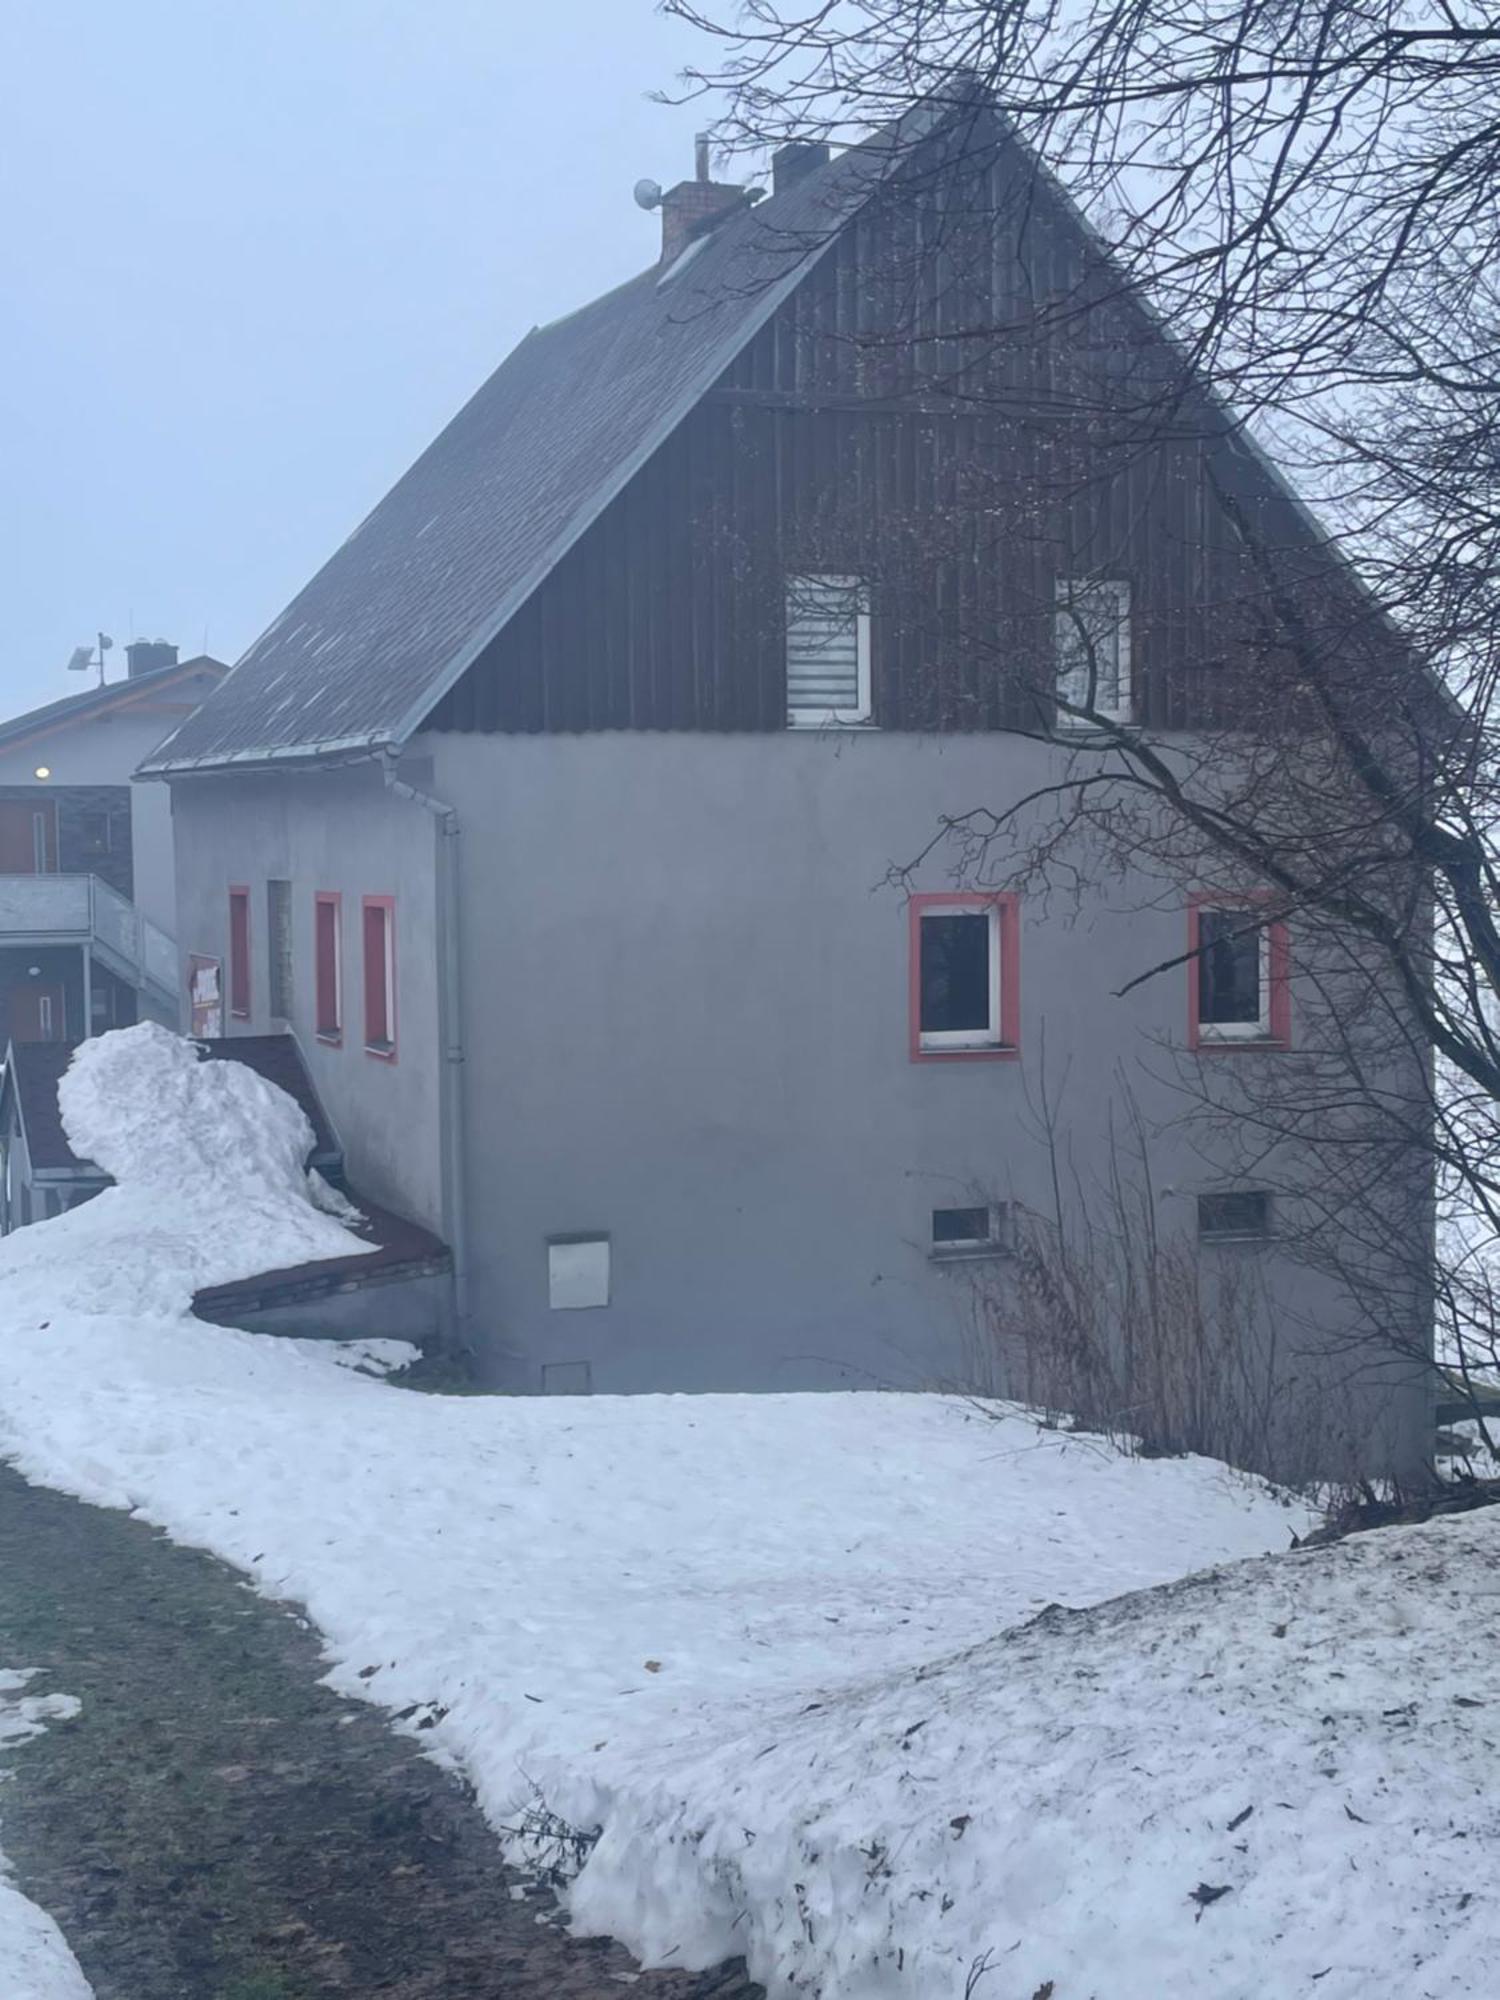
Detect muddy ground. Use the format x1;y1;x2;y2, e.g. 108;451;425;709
0;1464;760;1999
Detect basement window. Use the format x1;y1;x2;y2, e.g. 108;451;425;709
786;574;871;727
1055;578;1132;725
1197;1191;1271;1243
931;1204;1011;1257
548;1236;611;1311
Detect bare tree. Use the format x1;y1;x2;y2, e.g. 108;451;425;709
669;0;1500;1439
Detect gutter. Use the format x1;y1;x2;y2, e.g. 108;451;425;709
381;751;471;1343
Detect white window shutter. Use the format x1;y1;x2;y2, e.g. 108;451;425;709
787;575;871;725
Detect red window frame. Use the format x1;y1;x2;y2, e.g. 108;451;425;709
361;894;397;1060
1188;892;1291;1051
228;885;251;1020
908;891;1022;1062
314;892;343;1044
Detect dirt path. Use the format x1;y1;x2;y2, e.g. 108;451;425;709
0;1465;760;1999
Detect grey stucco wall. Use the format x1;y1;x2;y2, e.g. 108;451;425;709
425;727;1430;1475
168;765;444;1232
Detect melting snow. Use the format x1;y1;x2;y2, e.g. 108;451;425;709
0;1673;90;1998
0;1026;1490;1996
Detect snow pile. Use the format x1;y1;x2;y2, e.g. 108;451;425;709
0;1673;91;1999
0;1023;369;1322
2;1024;1488;1996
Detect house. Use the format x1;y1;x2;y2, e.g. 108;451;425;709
139;99;1433;1477
0;644;225;1044
0;1033;449;1339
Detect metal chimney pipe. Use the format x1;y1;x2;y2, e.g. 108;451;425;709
694;132;710;181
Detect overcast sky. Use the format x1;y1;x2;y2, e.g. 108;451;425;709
2;1;719;716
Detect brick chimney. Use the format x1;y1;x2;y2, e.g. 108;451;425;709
125;639;179;680
657;133;753;265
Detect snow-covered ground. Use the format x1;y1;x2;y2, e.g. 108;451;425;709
0;1026;1494;1998
0;1675;91;2000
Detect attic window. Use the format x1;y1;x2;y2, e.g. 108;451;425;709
1055;578;1132;725
786;575;871;727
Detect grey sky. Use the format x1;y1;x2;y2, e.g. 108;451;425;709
3;1;717;717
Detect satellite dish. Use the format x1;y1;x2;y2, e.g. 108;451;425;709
65;646;93;674
633;178;663;211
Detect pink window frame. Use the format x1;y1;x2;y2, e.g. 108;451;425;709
228;884;251;1020
314;891;343;1045
909;891;1022;1062
1188;891;1291;1051
361;894;398;1062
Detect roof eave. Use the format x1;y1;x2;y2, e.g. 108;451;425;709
138;732;395;780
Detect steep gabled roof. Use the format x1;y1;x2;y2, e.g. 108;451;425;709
0;656;226;761
142;138;911;777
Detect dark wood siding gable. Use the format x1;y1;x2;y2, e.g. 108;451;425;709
424;128;1322;738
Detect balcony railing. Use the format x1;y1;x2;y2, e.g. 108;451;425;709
0;874;178;1007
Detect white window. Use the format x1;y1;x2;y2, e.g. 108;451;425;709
931;1204;1011;1256
916;902;1003;1052
548;1235;611;1310
1196;908;1270;1041
786;574;871;727
1055;578;1131;724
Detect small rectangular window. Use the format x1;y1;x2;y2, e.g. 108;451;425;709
911;895;1019;1058
1192;902;1288;1046
315;893;342;1042
362;896;396;1057
267;880;293;1020
228;886;251;1019
1055;578;1131;724
548;1236;611;1310
932;1204;1010;1255
786;573;871;727
1198;1191;1271;1242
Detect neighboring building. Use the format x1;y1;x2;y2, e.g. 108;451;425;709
140;100;1434;1476
0;644;225;1044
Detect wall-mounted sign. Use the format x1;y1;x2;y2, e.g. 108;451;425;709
189;954;222;1039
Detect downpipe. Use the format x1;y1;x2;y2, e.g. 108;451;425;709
382;751;470;1341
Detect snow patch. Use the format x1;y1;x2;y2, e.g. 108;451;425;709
0;1672;91;1998
8;1024;1485;1996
